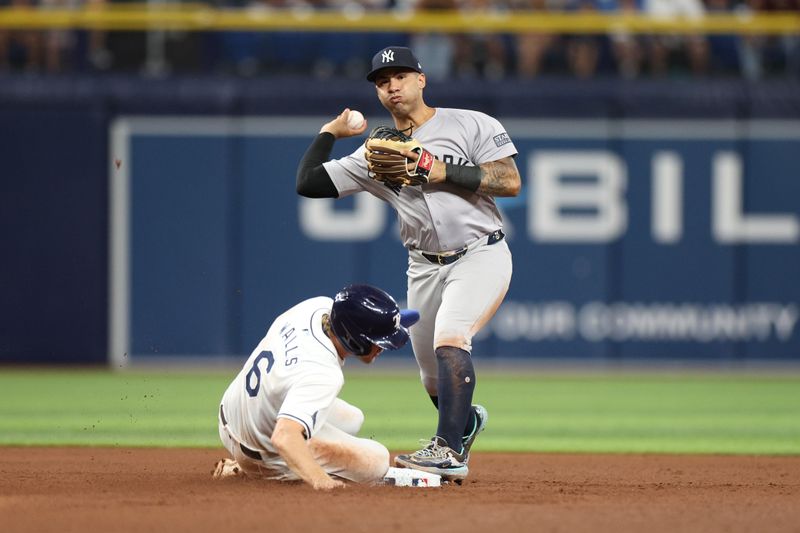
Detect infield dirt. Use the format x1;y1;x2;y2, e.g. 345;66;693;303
1;447;798;532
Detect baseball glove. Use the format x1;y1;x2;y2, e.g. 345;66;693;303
364;126;435;194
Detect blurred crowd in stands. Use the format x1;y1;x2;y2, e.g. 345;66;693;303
1;0;798;79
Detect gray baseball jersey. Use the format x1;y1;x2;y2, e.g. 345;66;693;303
323;107;516;393
323;107;518;253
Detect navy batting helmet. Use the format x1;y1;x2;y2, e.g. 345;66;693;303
330;284;419;356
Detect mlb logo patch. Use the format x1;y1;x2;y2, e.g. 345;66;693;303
493;132;511;147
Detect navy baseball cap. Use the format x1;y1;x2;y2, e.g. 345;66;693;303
366;46;424;82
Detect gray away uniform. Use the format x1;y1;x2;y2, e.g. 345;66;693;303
324;107;517;394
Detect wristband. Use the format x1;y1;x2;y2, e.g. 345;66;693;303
445;163;482;192
412;148;436;179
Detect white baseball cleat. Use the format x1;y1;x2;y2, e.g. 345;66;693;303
212;458;246;479
381;466;441;488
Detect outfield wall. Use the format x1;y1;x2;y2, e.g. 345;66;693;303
1;76;798;365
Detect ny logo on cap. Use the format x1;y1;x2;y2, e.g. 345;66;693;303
381;50;395;63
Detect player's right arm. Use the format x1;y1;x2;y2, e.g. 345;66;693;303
295;109;368;199
271;417;345;490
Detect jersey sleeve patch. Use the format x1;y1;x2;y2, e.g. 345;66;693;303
493;132;511;148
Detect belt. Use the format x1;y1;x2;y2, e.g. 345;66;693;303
219;405;263;461
421;229;505;266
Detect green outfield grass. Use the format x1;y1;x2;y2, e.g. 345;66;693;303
1;369;798;454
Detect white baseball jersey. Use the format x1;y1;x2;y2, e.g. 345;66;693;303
220;297;344;455
324;107;518;253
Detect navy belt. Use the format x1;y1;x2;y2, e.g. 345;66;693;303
219;405;263;461
422;229;505;266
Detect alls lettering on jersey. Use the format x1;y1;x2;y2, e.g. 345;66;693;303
280;324;300;366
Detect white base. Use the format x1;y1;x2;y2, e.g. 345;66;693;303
382;467;442;488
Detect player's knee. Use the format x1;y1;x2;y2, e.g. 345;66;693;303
366;441;391;480
343;406;365;436
330;399;365;435
434;334;472;353
354;440;390;483
374;441;390;466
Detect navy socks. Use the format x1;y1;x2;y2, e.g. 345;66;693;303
433;346;476;453
430;394;477;444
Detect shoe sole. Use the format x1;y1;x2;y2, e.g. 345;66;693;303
394;456;469;481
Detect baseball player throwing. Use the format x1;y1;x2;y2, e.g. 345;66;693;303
296;46;521;481
214;284;424;489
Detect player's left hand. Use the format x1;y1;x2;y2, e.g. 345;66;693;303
312;476;347;491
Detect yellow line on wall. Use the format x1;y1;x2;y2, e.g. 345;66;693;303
0;8;798;35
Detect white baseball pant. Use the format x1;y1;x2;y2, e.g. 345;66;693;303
218;398;389;483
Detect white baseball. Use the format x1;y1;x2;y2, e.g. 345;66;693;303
347;110;365;130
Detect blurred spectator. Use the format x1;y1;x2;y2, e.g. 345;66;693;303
511;0;557;77
94;0;157;74
0;0;43;71
0;0;112;73
1;0;797;79
452;0;510;79
562;0;609;78
784;0;800;77
40;0;82;72
86;0;112;71
407;0;458;80
215;0;401;78
704;0;742;75
609;0;646;78
736;0;800;79
784;0;800;76
513;0;613;79
322;0;398;78
643;0;710;76
216;0;294;76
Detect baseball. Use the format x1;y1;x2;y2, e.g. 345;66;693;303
347;110;365;130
